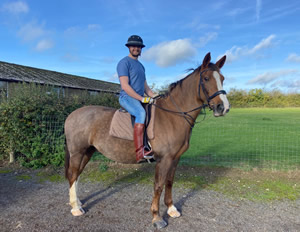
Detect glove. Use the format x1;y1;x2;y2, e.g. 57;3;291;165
141;97;154;104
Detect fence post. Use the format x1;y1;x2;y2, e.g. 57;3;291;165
9;150;15;163
9;140;15;163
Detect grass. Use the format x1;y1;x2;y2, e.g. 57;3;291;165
16;174;32;181
181;108;300;170
78;163;300;202
207;175;300;202
36;171;64;183
0;169;12;174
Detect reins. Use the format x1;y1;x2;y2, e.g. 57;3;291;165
152;95;208;128
152;68;226;129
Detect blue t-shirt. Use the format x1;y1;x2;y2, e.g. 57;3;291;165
117;56;146;97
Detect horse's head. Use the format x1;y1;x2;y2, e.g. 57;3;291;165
198;52;230;117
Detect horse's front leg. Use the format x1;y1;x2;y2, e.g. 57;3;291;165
151;157;172;229
164;158;181;218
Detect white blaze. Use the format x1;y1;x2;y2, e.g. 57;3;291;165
213;71;230;113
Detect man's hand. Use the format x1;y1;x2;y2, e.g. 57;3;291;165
141;97;154;104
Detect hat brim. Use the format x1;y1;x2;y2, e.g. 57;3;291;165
125;42;145;48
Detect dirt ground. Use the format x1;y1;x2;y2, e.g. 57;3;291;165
1;163;300;232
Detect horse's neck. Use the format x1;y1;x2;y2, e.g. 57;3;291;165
170;73;201;117
157;72;203;128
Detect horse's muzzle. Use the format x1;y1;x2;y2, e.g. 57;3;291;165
213;103;230;117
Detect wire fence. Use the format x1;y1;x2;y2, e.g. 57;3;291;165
181;109;300;170
39;109;300;170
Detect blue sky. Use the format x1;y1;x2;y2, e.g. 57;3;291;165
1;0;300;93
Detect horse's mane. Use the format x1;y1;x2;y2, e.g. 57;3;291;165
161;63;220;97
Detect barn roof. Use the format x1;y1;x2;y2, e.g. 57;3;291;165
0;61;120;93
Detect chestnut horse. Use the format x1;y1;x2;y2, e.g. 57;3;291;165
64;52;230;229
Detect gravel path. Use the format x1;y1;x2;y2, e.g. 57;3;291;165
1;169;300;232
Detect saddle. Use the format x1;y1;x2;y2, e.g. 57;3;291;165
109;103;155;148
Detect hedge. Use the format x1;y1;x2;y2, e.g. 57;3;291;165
0;83;119;168
226;88;300;108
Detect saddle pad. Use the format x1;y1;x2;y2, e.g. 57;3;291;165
109;106;155;141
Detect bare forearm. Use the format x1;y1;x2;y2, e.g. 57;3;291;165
122;83;143;101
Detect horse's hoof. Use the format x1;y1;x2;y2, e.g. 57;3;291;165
71;207;85;216
167;205;181;218
153;219;168;229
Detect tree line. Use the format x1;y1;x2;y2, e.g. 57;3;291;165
227;88;300;107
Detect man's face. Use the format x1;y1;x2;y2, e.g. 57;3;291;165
129;46;142;58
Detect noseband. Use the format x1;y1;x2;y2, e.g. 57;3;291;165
198;69;227;109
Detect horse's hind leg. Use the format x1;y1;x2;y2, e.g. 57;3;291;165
67;147;95;216
164;158;181;218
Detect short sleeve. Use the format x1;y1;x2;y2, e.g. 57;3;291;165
117;59;129;77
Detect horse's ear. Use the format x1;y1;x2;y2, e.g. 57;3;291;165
202;52;211;68
216;55;226;69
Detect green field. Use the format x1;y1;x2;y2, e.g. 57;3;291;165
181;108;300;170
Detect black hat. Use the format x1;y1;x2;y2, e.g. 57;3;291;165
125;35;145;48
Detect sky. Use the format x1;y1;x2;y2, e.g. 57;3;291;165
1;0;300;93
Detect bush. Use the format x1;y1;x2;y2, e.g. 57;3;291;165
0;83;119;168
227;88;300;108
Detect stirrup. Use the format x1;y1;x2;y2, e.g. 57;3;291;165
143;149;155;163
137;149;155;164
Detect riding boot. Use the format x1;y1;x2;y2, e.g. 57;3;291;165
134;123;153;163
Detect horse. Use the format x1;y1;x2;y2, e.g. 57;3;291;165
64;52;230;229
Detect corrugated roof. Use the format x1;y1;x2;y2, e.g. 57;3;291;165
0;61;120;93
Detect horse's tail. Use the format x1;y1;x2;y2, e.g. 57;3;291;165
64;138;71;180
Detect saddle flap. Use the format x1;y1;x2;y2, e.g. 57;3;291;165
109;104;155;141
109;110;133;140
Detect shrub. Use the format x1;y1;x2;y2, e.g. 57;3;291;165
0;83;119;168
227;88;300;108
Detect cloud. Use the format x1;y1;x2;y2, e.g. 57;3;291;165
256;0;262;21
198;32;218;48
220;46;244;63
227;8;250;17
286;53;300;63
2;1;29;14
247;69;298;85
248;34;275;54
62;53;80;63
87;24;101;30
270;78;300;93
65;24;101;36
219;34;276;63
184;18;220;31
17;21;54;52
18;21;47;42
211;2;227;10
35;39;54;52
142;39;197;67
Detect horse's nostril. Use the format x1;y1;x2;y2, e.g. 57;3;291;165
216;104;224;112
226;108;230;113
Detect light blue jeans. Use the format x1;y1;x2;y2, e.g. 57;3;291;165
119;95;146;124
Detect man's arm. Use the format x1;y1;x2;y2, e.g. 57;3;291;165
119;76;143;101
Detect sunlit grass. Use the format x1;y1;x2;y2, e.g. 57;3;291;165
182;108;300;169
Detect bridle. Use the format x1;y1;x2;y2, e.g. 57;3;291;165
152;68;227;128
198;69;227;107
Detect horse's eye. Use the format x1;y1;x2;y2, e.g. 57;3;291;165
204;77;209;81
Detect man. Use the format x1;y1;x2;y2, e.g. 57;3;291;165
117;35;156;163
